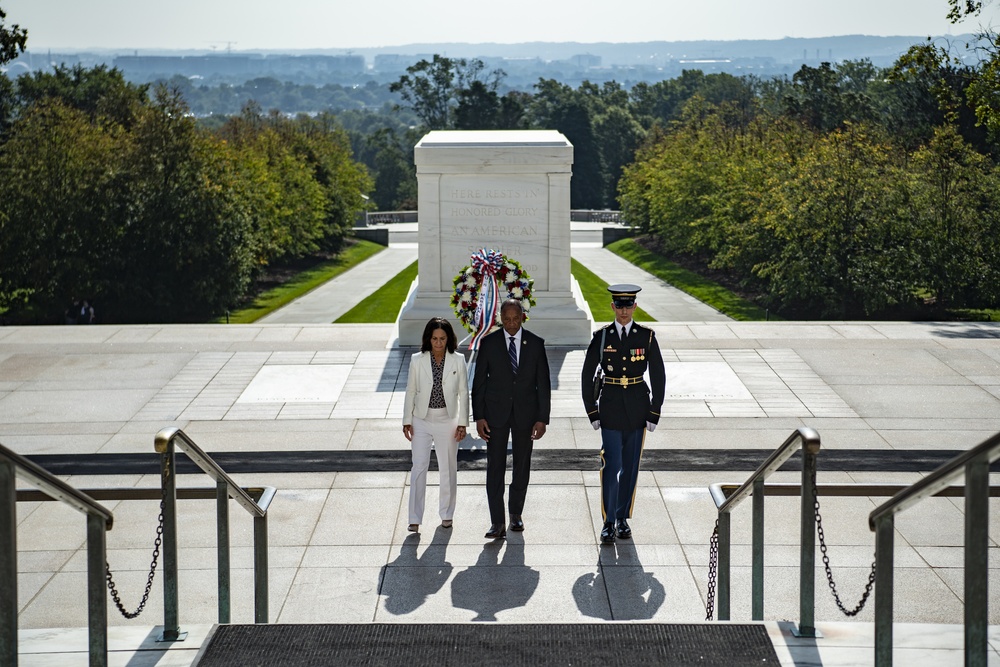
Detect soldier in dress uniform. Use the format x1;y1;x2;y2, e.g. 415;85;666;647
581;284;665;544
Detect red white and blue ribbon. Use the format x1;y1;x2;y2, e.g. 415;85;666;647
468;248;504;352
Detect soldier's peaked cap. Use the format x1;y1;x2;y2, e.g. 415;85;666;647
608;283;641;307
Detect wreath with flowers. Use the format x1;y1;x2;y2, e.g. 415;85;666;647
451;249;535;349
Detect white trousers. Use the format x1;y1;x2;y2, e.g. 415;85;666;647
409;407;459;524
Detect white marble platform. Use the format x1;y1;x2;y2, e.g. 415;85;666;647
3;321;1000;666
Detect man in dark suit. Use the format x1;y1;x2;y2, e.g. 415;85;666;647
472;298;551;539
581;284;665;544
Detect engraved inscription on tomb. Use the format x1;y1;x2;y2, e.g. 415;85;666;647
441;175;549;289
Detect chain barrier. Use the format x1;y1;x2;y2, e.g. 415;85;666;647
704;471;878;621
106;499;165;619
811;468;877;616
705;519;719;620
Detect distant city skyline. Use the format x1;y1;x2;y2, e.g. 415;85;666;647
3;0;985;52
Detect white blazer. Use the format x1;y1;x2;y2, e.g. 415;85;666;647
402;351;470;426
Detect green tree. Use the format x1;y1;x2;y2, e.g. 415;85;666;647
528;79;605;208
454;80;501;130
0;5;27;65
0;72;15;136
291;111;374;249
496;91;530;129
111;87;265;321
0;100;125;317
782;62;877;133
752;124;912;317
946;0;988;21
629;70;707;128
907;124;999;309
892;43;992;152
15;64;149;128
619;97;738;255
389;55;504;130
596;105;645;208
965;38;1000;146
366;127;417;210
217;103;328;261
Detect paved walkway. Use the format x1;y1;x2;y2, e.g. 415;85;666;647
258;245;418;324
3;321;1000;665
571;246;730;322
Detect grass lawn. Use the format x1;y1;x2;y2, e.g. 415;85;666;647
606;238;775;321
571;258;653;322
946;307;1000;322
219;239;384;323
335;261;418;323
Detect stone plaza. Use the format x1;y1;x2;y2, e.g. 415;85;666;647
4;232;1000;664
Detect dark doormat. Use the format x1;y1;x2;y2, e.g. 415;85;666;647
194;622;780;666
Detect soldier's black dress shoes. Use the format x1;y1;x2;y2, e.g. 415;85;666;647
485;524;507;539
600;521;616;544
616;518;632;539
509;514;524;531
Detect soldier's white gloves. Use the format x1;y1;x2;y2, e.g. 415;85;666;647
592;420;600;430
646;421;656;432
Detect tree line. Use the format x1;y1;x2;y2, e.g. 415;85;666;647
2;1;998;322
0;63;371;323
619;40;1000;319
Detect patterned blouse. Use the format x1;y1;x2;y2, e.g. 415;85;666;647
429;354;447;409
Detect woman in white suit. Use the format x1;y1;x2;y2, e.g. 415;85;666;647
402;317;469;532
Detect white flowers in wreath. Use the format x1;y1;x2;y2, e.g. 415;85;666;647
451;251;535;335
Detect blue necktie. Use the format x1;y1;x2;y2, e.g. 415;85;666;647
508;336;518;373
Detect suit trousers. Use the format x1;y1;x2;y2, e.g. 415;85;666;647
485;423;533;525
599;427;646;521
408;407;458;524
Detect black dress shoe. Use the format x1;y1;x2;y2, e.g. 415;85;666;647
616;518;632;540
509;514;524;531
485;524;507;539
600;522;616;544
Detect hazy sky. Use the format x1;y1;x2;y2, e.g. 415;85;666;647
3;0;983;51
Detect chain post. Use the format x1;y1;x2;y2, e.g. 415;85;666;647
105;500;165;619
705;519;719;621
812;468;877;616
706;462;881;625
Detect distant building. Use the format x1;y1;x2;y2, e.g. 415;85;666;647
111;54;364;80
373;54;434;74
567;54;601;68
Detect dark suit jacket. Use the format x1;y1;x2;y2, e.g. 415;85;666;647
472;327;551;431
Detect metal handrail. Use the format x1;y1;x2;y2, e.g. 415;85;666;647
868;430;1000;667
154;427;274;642
155;428;267;517
711;426;821;637
1;441;114;667
712;481;1000;501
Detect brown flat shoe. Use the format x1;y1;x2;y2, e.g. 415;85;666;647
407;524;419;532
441;520;453;528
